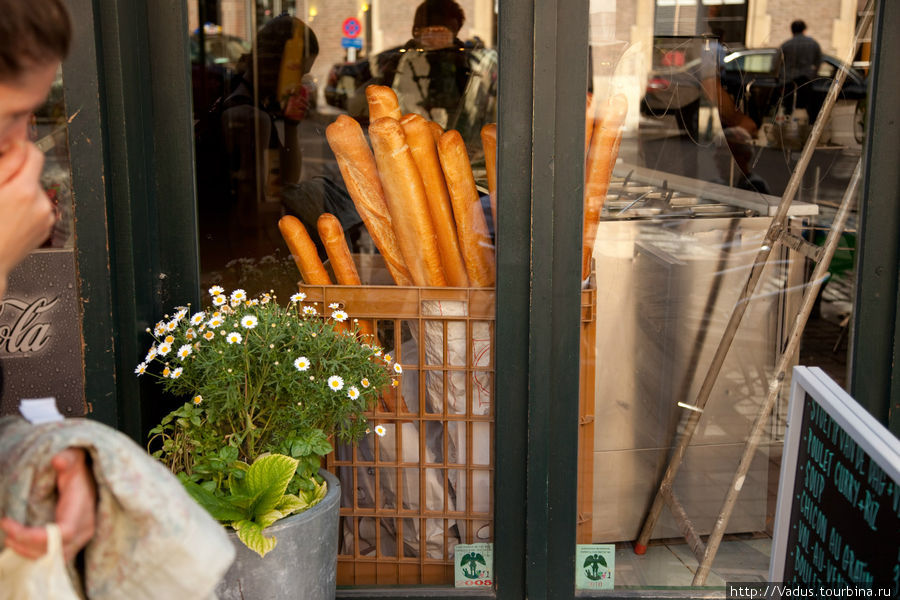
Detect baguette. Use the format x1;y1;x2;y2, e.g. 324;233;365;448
401;114;469;287
437;130;495;287
366;85;402;121
278;215;332;285
583;94;627;280
585;93;595;159
369;117;447;287
427;120;444;144
317;213;361;285
316;213;376;339
480;123;497;232
325;115;413;286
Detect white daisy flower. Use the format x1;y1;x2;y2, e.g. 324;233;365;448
360;378;370;388
374;348;383;357
246;298;259;306
393;363;403;374
158;343;172;356
241;315;258;329
208;285;224;296
190;312;206;325
331;310;348;322
145;346;157;361
166;320;178;331
230;297;241;307
374;425;387;437
162;366;171;377
208;317;224;328
192;395;203;405
185;329;196;340
294;356;310;371
174;309;188;322
347;386;360;400
303;306;318;316
203;331;215;340
154;322;167;336
328;303;340;309
212;295;227;306
384;353;393;363
290;292;306;303
230;289;247;302
226;332;243;344
134;362;147;375
170;367;183;379
327;375;344;391
164;335;175;344
177;344;192;360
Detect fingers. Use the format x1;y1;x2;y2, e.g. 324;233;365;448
0;517;49;560
52;448;97;561
0;140;28;185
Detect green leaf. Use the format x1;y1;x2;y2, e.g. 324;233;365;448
234;520;277;557
275;493;306;515
298;477;327;508
245;454;299;517
183;480;246;522
257;509;285;529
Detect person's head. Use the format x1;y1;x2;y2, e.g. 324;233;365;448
790;20;807;35
0;0;71;152
412;0;465;50
239;16;318;104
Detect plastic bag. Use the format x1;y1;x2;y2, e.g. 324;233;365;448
0;523;79;600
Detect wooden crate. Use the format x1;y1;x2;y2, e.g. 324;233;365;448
302;260;596;585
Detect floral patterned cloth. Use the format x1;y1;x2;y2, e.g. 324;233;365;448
0;416;234;599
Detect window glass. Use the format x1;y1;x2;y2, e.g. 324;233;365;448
189;0;498;587
579;0;867;591
0;67;84;417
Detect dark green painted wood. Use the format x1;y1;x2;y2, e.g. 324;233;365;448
529;0;589;598
64;0;118;426
851;0;900;435
493;0;534;598
89;0;199;441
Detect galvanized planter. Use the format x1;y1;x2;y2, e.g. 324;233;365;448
216;470;340;600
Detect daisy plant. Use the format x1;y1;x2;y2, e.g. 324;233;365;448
142;287;396;556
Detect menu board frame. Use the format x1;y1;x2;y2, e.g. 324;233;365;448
770;366;900;582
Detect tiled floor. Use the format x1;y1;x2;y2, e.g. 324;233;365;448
612;536;772;588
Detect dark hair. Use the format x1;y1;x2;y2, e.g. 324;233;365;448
0;0;72;79
413;0;466;36
791;20;807;35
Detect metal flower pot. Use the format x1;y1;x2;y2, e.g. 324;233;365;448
216;470;340;600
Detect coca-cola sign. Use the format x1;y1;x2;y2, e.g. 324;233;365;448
0;250;85;416
0;296;59;355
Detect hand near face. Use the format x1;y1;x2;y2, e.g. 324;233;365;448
0;141;55;294
0;448;97;561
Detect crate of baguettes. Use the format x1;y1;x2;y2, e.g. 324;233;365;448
278;86;620;585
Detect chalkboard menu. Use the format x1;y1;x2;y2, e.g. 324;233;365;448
771;367;900;592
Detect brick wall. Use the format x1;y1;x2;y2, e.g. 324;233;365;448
766;0;841;55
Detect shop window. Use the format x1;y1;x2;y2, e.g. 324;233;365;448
578;0;866;592
188;0;498;587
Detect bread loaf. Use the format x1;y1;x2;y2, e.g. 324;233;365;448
437;130;495;287
427;120;444;144
480;123;497;232
366;85;402;121
583;94;627;279
278;215;332;285
401;114;469;287
369;117;447;287
317;213;361;285
325;115;413;286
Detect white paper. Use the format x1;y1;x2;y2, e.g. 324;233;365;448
19;397;65;424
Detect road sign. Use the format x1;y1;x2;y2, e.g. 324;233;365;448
342;17;362;38
341;37;363;49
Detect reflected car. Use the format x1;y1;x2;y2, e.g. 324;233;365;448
642;46;867;144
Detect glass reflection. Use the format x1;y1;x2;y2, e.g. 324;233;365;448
581;0;867;590
189;0;498;587
33;67;74;249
